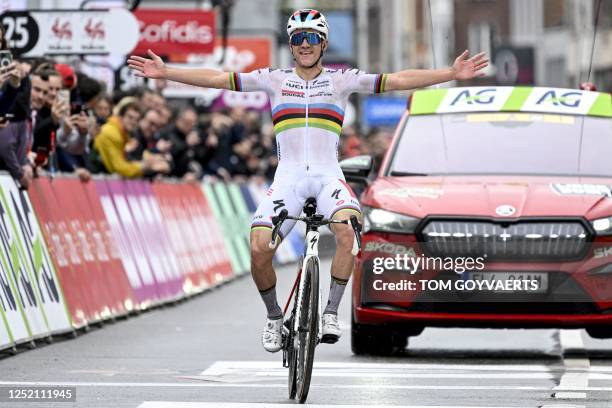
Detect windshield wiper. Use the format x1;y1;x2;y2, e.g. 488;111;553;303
390;171;430;177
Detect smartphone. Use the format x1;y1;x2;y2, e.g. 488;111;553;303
58;89;70;106
70;103;82;115
0;50;12;71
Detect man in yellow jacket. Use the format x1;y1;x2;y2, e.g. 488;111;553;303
94;97;170;178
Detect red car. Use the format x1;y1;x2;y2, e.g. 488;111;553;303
341;86;612;355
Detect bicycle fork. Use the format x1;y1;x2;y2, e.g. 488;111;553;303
282;229;322;368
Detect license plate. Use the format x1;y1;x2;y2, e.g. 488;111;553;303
466;272;548;293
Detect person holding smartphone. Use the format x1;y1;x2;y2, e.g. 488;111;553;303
55;73;101;174
0;24;24;117
0;22;35;189
31;63;68;169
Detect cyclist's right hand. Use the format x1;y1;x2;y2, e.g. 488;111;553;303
127;49;166;79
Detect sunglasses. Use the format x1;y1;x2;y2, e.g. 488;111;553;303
290;32;323;46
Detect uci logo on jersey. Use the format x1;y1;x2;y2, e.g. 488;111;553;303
535;90;582;108
450;88;496;106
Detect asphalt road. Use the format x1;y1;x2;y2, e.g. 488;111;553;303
0;259;611;408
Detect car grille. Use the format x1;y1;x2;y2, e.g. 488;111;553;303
420;220;589;260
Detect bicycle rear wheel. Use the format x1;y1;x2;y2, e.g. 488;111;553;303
295;256;319;403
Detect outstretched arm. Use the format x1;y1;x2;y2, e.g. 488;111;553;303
384;50;489;92
127;49;231;90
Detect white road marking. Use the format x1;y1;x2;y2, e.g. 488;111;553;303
554;330;589;400
558;330;585;352
0;380;609;391
197;361;612;382
138;403;532;408
200;361;612;374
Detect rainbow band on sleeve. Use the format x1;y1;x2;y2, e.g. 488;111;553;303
229;72;242;91
374;74;388;94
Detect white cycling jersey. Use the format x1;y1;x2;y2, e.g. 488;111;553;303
229;67;387;178
229;67;388;236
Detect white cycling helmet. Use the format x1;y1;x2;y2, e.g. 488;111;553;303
287;8;329;39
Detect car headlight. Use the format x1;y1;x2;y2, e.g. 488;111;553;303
592;217;612;236
363;206;420;234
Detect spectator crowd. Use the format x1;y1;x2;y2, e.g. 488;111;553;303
0;31;390;189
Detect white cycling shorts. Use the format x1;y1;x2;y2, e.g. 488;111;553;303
251;175;361;240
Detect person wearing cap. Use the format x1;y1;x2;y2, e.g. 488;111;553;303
128;8;489;353
54;63;77;90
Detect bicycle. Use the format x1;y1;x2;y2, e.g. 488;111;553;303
269;197;362;403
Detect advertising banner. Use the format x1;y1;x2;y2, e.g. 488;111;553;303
0;181;31;344
0;177;48;339
202;183;241;274
140;182;183;294
133;9;215;56
0;9;139;56
52;179;113;321
0;311;12;350
185;184;232;284
122;181;169;299
5;180;72;335
29;178;89;328
82;180;136;314
106;180;159;301
66;180;120;317
70;179;130;318
95;180;154;306
114;35;272;107
180;185;211;283
225;183;251;275
124;181;181;301
152;183;204;292
171;184;207;288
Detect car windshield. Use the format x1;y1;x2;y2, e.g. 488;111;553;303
389;112;612;177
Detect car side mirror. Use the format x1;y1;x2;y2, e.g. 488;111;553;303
340;155;373;185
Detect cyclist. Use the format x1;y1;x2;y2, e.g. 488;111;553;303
128;8;488;353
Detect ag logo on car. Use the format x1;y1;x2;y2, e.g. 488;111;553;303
495;205;516;217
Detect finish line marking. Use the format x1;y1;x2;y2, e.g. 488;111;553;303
553;330;589;400
200;361;612;375
196;361;612;382
0;381;609;392
138;403;532;408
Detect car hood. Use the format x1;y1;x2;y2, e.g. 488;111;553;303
363;176;612;220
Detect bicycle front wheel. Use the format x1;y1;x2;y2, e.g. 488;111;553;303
295;256;319;403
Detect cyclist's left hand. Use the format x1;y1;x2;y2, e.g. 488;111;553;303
452;50;488;80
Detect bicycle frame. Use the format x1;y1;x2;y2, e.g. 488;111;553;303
282;229;323;346
295;229;323;343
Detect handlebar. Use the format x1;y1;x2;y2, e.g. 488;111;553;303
268;210;362;255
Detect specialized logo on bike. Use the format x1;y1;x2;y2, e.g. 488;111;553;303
309;235;318;250
273;199;285;212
